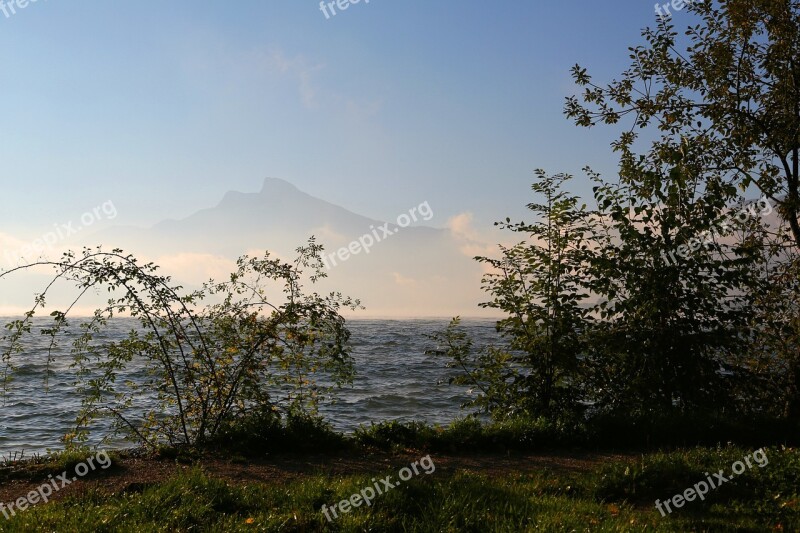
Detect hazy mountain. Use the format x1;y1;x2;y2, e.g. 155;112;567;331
94;178;493;317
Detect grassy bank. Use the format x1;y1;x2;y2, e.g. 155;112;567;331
0;445;798;531
205;412;800;457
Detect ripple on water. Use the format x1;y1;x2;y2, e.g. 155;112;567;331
0;318;500;454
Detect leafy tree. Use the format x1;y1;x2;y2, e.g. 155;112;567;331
584;165;766;415
430;317;520;419
745;251;800;417
439;0;797;425
436;171;597;420
565;0;800;417
437;164;770;420
0;239;360;449
566;0;800;249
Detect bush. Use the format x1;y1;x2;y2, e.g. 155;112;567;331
353;420;437;450
0;239;360;451
211;410;349;456
354;416;589;453
586;411;800;450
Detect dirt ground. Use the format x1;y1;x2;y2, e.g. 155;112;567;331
0;449;631;506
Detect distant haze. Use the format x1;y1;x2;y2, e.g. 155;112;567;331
1;178;503;318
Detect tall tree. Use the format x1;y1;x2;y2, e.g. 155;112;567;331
584;165;765;415
566;0;800;250
436;171;596;420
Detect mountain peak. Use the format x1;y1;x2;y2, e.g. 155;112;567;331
260;177;299;194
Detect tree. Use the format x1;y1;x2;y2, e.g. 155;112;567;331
564;0;800;418
566;0;800;250
0;239;360;449
437;165;769;420
584;165;766;415
436;171;597;420
745;251;800;417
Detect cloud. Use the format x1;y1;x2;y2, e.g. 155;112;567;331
447;212;477;240
174;24;326;111
308;224;348;247
0;231;79;272
267;50;324;109
0;232;26;249
391;272;418;287
150;253;238;285
447;212;503;259
0;232;29;269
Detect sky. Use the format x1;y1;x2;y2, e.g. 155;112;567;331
0;1;670;236
0;1;692;316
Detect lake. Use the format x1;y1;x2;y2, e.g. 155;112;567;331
0;318;500;456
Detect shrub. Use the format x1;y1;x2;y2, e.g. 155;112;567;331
0;239;360;451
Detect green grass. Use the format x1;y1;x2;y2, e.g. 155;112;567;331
352;414;800;453
172;411;800;459
0;449;119;484
353;416;586;453
1;446;797;532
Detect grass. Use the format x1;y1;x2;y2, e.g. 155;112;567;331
1;446;797;532
352;416;592;453
0;449;119;484
157;410;800;458
352;413;799;453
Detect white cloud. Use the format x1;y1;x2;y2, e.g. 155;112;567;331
150;253;237;285
447;212;505;259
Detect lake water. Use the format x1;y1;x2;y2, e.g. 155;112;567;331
0;318;500;456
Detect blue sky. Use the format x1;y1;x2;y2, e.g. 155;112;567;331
1;1;665;238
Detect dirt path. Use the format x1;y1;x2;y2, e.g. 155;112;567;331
0;449;631;506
